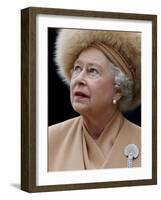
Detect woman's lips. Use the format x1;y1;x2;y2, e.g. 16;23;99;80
74;91;90;100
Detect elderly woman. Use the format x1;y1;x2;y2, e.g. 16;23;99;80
48;29;141;171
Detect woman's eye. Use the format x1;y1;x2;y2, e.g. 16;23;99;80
73;65;81;72
89;68;99;74
71;65;82;77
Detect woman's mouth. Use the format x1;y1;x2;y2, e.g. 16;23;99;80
74;91;90;100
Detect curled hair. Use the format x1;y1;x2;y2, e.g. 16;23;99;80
111;66;133;111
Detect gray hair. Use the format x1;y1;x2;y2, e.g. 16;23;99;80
111;66;133;111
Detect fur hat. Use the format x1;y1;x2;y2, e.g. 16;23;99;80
55;29;141;111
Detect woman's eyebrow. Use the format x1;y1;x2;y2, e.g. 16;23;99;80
74;59;102;68
88;62;102;68
74;59;83;65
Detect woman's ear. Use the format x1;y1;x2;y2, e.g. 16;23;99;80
113;84;122;102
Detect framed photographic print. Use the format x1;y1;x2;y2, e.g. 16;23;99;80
21;7;157;192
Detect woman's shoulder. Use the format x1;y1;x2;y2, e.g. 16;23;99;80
48;116;81;159
123;117;141;132
122;117;141;142
49;116;81;137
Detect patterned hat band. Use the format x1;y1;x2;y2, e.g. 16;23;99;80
91;42;136;84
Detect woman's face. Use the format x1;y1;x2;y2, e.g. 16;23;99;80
70;47;117;117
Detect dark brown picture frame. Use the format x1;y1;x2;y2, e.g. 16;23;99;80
21;7;157;192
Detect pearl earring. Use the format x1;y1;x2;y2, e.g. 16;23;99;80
113;99;117;104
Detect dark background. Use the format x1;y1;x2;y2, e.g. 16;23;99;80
48;28;141;127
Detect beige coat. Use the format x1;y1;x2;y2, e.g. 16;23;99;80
48;112;141;171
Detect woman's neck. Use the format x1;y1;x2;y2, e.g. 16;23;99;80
82;109;119;139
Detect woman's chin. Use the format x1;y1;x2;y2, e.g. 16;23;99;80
72;103;89;114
